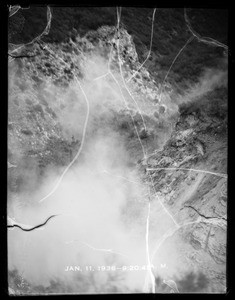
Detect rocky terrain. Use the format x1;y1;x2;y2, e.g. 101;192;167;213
7;6;227;294
141;88;227;292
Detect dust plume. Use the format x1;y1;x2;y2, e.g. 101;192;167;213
176;65;227;105
8;38;222;293
8;51;163;293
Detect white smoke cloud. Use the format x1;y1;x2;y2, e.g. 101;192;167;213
176;66;227;105
8;34;226;294
8;128;152;292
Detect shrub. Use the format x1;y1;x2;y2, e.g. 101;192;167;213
21;129;33;135
13;98;19;106
33;104;45;118
25;98;33;106
45;106;57;118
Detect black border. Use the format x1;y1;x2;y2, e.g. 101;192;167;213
1;1;233;298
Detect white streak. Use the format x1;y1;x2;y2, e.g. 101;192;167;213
184;8;228;50
116;7;147;133
143;201;156;293
147;167;227;178
127;8;157;83
39;79;90;203
150;216;227;263
65;240;130;258
9;6;52;55
159;36;194;103
37;48;90;203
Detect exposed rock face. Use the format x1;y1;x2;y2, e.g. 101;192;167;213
8;24;175;177
141;87;227;291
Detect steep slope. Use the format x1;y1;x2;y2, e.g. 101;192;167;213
7;6;227;294
140;87;227;292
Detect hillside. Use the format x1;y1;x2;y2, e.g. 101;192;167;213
7;6;227;294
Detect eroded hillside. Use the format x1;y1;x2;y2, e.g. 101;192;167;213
7;6;227;294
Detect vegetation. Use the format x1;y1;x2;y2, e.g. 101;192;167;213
9;7;227;90
8;7;227;294
179;87;227;122
9;268;211;294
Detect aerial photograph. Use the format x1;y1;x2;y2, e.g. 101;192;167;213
7;5;228;294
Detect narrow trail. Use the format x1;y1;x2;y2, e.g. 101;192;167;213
150;215;226;264
37;49;90;203
9;6;52;56
184;8;228;50
147;167;227;178
65;240;130;258
114;7;180;293
8;7;227;294
127;8;157;83
116;7;147;133
159;36;195;103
